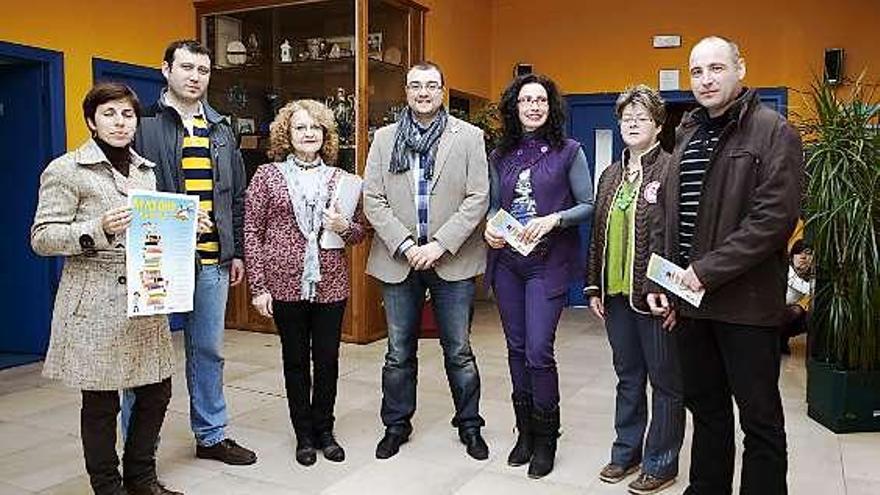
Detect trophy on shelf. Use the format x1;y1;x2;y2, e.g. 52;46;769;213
326;87;355;145
246;33;262;65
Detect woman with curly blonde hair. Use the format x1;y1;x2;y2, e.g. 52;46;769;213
244;99;366;466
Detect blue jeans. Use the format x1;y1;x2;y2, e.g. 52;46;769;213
605;296;684;478
380;269;484;434
122;264;230;447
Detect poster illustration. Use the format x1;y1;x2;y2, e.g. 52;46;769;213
126;190;199;317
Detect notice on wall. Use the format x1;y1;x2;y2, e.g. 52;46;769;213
659;69;680;91
126;190;199;317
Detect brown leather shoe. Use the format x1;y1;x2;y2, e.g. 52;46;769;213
195;438;257;465
598;462;640;483
627;472;676;494
124;480;183;495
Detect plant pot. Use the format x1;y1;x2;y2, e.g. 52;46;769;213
806;358;880;433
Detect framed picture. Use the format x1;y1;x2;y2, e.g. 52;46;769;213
236;117;255;135
367;32;383;60
213;15;242;68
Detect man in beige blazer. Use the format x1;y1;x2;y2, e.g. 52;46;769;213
364;61;490;461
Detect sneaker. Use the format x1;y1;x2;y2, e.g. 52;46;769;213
195;438;257;465
598;462;640;483
627;472;676;494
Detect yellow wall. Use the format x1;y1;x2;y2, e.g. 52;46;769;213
7;0;875;145
2;1;195;147
490;0;880;107
419;0;493;99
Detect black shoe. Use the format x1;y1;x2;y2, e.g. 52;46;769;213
124;480;184;495
507;395;533;466
316;431;346;462
295;436;317;466
459;429;489;460
375;431;409;459
528;407;560;479
196;438;257;466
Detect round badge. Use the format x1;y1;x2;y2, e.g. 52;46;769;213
643;180;661;204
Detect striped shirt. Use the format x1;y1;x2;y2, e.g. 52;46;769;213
678;114;729;264
181;115;219;264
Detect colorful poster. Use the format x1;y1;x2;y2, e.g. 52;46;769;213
126;190;199;317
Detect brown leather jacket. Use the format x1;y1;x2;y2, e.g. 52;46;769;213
649;89;803;326
586;145;671;313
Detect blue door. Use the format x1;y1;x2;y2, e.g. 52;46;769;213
93;58;165;108
0;45;65;368
565;88;788;306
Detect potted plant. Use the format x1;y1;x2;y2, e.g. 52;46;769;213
800;75;880;433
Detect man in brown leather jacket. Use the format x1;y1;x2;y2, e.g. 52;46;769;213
647;36;803;495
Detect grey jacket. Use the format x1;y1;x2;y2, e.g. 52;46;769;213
364;115;489;283
133;93;245;264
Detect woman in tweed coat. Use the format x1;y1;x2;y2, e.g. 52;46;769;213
30;83;195;495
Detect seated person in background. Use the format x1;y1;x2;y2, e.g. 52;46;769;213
781;239;812;354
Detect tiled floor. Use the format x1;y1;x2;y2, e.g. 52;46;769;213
1;303;878;494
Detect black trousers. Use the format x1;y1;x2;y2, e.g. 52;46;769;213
676;318;788;495
81;378;171;495
273;299;346;440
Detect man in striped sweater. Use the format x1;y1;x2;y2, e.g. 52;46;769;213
647;36;802;495
132;40;257;467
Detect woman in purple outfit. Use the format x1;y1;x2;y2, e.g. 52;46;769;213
483;73;593;479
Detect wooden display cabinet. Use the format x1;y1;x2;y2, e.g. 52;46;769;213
195;0;426;343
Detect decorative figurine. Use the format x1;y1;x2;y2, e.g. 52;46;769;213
326;87;355;145
328;43;341;59
307;38;322;60
280;39;292;63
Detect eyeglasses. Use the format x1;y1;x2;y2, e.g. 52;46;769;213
517;95;549;107
292;124;323;134
406;81;443;93
620;116;655;126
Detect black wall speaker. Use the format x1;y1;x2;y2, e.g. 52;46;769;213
824;48;844;86
514;63;533;77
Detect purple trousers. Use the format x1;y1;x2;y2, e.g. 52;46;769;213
492;248;566;411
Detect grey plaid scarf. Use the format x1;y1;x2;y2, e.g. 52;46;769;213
389;107;447;179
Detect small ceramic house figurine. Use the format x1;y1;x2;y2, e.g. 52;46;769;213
280;39;292;63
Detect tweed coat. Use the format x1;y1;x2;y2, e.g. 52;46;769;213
31;139;176;391
363;115;490;284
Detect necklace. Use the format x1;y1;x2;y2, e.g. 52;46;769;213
614;179;639;211
291;154;322;170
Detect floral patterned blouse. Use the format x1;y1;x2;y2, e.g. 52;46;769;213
244;163;367;303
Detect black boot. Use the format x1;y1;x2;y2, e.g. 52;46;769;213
295;432;317;466
528;406;560;479
507;394;533;466
81;390;125;495
122;379;172;489
316;430;345;462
